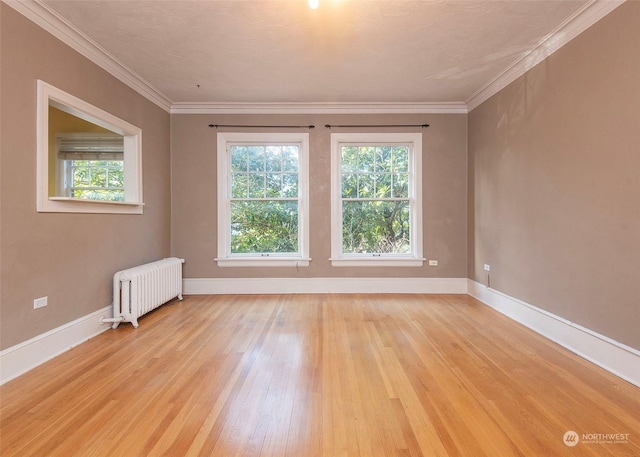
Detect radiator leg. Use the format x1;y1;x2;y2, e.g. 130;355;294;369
178;293;183;300
100;316;125;328
131;318;139;329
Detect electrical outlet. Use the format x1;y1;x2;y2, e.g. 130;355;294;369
428;260;438;266
34;296;48;309
484;264;491;272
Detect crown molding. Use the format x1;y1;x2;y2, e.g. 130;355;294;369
170;102;468;115
466;0;626;112
3;0;173;112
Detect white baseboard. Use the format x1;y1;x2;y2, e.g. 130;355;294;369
467;280;640;388
184;277;469;295
0;305;113;386
5;281;637;389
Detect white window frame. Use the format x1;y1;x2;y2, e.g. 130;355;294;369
36;80;143;214
216;132;310;267
330;132;424;267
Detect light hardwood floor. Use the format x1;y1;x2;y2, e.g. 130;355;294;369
1;294;639;456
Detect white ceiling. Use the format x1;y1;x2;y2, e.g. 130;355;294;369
34;0;611;110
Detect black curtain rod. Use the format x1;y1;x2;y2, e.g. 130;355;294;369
209;124;315;129
324;123;429;129
208;123;428;129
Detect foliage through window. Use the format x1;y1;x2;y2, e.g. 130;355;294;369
56;132;125;202
66;159;124;201
230;144;299;254
217;133;310;267
341;145;410;254
331;133;423;266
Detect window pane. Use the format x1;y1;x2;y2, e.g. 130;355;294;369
231;146;248;172
265;146;282;172
108;162;124;187
393;146;409;172
357;146;375;172
231;200;299;254
375;173;392;198
282;146;299;172
342;174;357;198
265;173;282;198
73;165;91;186
92;166;107;187
248;173;264;198
393;173;409;198
248;146;264;172
358;174;374;198
282;173;298;198
342;200;410;254
231;172;248;198
375;146;393;173
341;146;358;173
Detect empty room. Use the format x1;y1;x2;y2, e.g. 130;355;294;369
1;0;639;456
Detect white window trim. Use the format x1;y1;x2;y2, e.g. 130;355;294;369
36;80;143;214
215;132;310;267
330;132;424;267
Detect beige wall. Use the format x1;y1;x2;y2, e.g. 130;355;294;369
0;5;171;349
171;113;468;279
468;2;640;350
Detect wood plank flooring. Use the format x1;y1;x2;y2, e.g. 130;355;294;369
1;294;639;456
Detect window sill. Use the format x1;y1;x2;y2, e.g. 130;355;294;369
49;197;144;206
38;197;144;214
215;257;311;268
330;257;425;267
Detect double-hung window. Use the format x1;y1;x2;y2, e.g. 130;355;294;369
330;133;424;266
56;133;125;202
216;132;310;267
